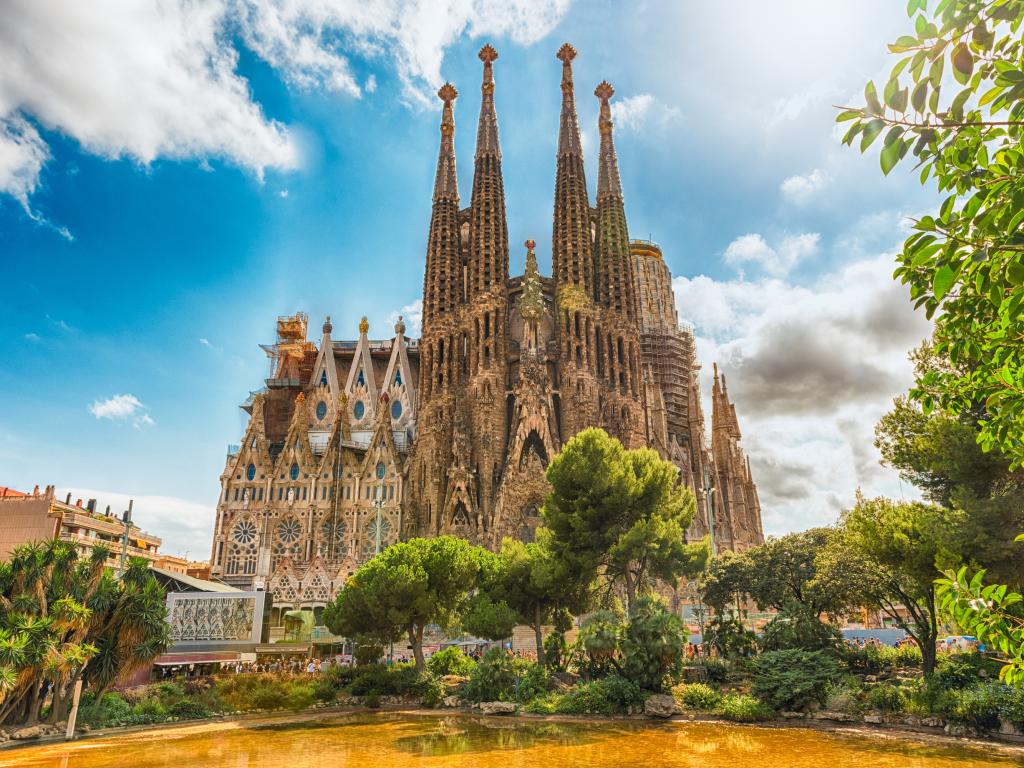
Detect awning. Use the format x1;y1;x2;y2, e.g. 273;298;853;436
153;652;241;666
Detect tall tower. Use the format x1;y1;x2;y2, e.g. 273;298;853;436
463;43;510;536
593;81;645;447
552;43;600;437
413;83;464;536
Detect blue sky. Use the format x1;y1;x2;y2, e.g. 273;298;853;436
1;1;937;555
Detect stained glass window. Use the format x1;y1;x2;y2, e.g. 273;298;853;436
391;400;402;420
316;400;327;420
290;463;299;480
246;463;256;481
353;400;365;420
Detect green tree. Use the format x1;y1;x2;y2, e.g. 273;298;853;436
0;542;169;726
543;428;709;607
839;0;1024;466
832;496;951;676
463;533;577;668
619;597;687;692
323;536;486;671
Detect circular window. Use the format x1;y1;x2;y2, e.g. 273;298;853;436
315;400;327;420
390;400;403;420
246;463;256;481
277;517;302;544
232;520;258;544
289;463;299;481
353;400;365;420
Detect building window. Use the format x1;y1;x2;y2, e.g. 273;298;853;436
391;400;403;420
316;401;327;420
258;488;264;501
353;400;365;420
233;488;239;501
246;463;256;481
302;487;308;500
290;463;300;481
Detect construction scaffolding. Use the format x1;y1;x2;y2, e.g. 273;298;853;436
259;313;316;388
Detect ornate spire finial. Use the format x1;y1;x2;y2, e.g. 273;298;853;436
438;82;458;105
595;80;614;102
359;316;369;335
525;238;536;253
479;44;498;65
557;43;577;64
394;315;406;335
323;315;333;335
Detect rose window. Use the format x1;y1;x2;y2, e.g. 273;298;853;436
277;517;302;544
232;520;258;544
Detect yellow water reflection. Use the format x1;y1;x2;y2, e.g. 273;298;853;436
1;713;1015;768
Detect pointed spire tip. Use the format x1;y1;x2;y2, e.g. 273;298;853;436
595;80;614;102
525;238;536;251
556;43;577;63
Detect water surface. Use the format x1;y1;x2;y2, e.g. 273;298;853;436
2;712;1015;768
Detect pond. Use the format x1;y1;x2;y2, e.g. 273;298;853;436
1;712;1016;768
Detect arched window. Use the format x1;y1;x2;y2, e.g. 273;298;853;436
353;400;365;420
290;463;300;481
316;401;327;420
391;400;403;420
246;463;256;481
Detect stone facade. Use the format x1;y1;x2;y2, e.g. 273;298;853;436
208;44;764;617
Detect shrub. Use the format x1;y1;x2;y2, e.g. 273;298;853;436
694;658;730;683
846;643;923;674
719;694;773;722
347;663;436;699
461;648;546;703
215;673;316;712
676;682;722;710
619;597;686;692
428;646;476;677
523;694;559;714
948;682;1004;731
554;676;645;715
931;652;999;692
866;683;906;713
166;699;213;720
78;692;133;728
824;678;864;715
751;649;843;711
705;615;757;659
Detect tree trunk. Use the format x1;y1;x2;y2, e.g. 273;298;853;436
25;680;44;724
533;604;546;668
409;625;425;672
624;574;637;610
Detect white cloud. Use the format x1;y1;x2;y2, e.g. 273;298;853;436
723;232;819;277
0;0;570;208
58;487;214;559
199;337;223;352
88;394;155;429
24;332;40;343
674;250;932;534
780;168;827;205
387;298;423;338
611;93;681;132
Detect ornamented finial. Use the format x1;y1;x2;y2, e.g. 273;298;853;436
479;44;498;64
556;43;577;64
525;239;535;252
323;315;333;334
595;80;614;103
359;316;369;335
438;82;458;105
295;392;305;406
394;315;406;335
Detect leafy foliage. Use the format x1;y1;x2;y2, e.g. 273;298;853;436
619;597;686;692
718;693;774;722
427;646;476;677
460;648;547;704
543;428;708;607
675;682;723;710
840;0;1024;466
760;604;844;653
544;676;645;715
324;536;490;670
750;649;844;711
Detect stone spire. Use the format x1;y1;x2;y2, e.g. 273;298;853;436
468;44;509;300
552;43;593;297
593;80;636;321
423;83;462;324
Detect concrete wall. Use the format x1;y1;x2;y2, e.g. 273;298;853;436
0;497;60;560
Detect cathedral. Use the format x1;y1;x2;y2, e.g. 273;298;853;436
208;44;763;622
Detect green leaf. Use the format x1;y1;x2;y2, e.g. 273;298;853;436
951;43;973;84
933;264;956;300
1008;259;1024;286
912;80;928;112
860;119;886;151
881;141;902;175
835;109;861;122
865;81;884;116
979;85;1005;107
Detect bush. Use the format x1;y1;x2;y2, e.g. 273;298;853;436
866;683;906;713
931;652;999;692
461;648;546;703
78;692;133;728
215;673;315;712
948;682;1004;731
676;682;722;710
619;597;686;692
846;643;923;674
166;699;214;720
428;646;476;677
719;694;773;722
824;678;864;715
347;663;436;699
554;676;645;715
761;607;842;653
751;649;843;711
694;658;730;683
